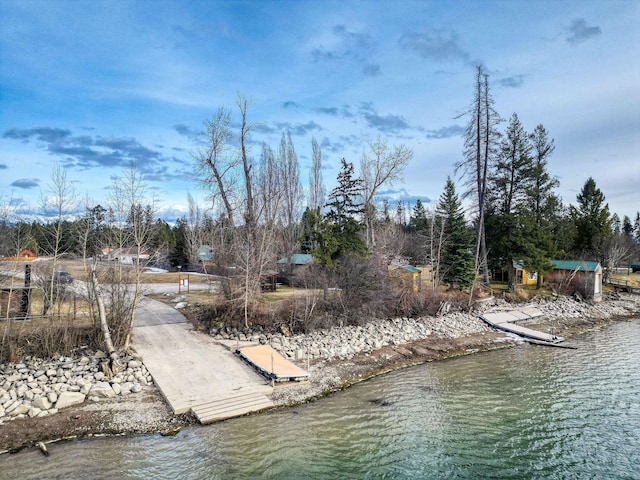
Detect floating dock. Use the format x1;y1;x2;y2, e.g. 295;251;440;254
238;344;309;381
480;307;565;343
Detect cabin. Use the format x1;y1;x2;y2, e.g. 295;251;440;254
513;260;538;286
106;247;150;265
548;259;602;300
17;248;38;260
391;265;422;292
277;254;314;285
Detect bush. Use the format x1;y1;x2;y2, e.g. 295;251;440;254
0;320;101;364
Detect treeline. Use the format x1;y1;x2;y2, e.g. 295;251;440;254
2;85;640;340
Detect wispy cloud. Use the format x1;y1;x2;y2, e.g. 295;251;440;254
173;124;200;139
566;18;601;45
273;121;323;136
11;178;40;189
399;30;470;64
4;127;71;143
3;127;171;176
313;105;355;118
358;103;411;133
311;24;381;76
425;125;465;139
499;74;525;88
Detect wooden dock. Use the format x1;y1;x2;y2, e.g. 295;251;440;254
238;344;309;382
480;307;565;343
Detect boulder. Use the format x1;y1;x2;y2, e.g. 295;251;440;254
55;391;86;409
89;382;116;398
127;360;141;369
28;407;42;418
32;396;52;410
10;404;30;417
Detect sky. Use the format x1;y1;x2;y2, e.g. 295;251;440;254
1;0;638;223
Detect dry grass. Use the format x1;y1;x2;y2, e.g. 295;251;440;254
609;271;640;287
261;287;323;303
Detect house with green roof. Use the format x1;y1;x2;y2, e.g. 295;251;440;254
548;259;602;299
391;265;422;292
277;254;314;285
512;260;539;286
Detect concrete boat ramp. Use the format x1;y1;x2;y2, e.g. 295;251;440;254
480;306;565;344
132;296;307;424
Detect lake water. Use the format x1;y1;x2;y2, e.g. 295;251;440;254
3;319;639;479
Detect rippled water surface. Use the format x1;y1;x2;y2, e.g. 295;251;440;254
3;319;640;479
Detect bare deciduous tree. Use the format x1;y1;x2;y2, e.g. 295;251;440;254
309;137;325;211
108;164;155;350
193;107;237;226
360;137;412;249
39;163;76;315
185;193;204;264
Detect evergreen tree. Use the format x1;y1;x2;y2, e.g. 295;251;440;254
486;113;534;290
299;207;322;254
436;177;475;288
570;177;613;256
525;124;560;285
169;217;189;268
150;218;176;263
409;199;428;232
612;214;621;235
622;215;633;236
395;201;406;226
382;199;391;223
315;159;366;265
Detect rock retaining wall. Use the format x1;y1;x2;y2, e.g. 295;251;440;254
265;314;492;362
0;352;151;425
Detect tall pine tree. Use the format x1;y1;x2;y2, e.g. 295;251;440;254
436;177;475;289
570;177;612;257
315;159;367;265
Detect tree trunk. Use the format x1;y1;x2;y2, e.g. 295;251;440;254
90;263;122;375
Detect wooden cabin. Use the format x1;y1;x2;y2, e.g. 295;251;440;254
17;248;37;260
392;265;422;292
548;259;602;300
277;254;314;285
513;260;538;286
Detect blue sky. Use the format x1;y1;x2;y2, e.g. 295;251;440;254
1;0;638;222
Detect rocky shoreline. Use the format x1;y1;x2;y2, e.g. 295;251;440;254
1;292;639;454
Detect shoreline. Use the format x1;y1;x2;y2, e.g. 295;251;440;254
1;293;639;454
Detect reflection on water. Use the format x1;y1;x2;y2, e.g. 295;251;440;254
3;319;639;479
